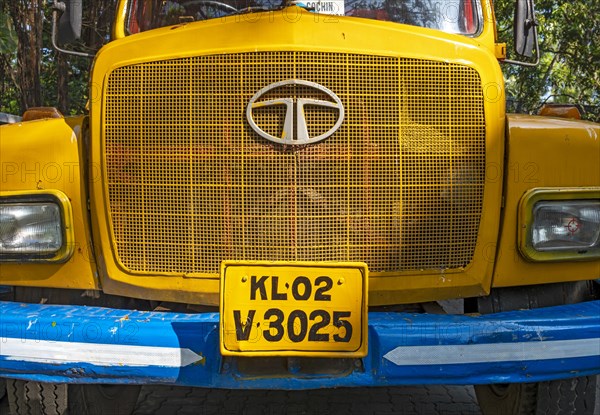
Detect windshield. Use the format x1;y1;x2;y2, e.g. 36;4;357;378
127;0;481;35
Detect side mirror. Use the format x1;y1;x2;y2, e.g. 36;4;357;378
56;0;82;45
51;1;93;58
514;0;537;58
504;0;539;66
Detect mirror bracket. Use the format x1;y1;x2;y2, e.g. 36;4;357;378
51;1;95;58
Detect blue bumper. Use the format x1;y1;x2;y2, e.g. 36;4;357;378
0;300;598;388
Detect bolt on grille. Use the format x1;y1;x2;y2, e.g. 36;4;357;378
104;52;486;275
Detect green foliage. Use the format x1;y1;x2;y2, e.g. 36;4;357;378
496;0;600;121
0;10;17;54
0;1;113;116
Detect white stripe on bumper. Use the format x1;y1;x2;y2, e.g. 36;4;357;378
0;337;203;367
384;338;600;366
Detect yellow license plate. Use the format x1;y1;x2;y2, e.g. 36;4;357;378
220;261;368;357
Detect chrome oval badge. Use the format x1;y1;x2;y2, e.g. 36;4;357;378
246;80;345;146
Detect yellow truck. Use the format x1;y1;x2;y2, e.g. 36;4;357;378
1;0;598;413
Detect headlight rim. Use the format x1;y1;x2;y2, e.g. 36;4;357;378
0;190;74;263
518;187;600;262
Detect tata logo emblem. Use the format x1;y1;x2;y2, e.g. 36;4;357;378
246;80;345;146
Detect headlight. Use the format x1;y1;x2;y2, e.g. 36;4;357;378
0;191;73;262
519;188;600;261
532;201;600;250
0;204;62;253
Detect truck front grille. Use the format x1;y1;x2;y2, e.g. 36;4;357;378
104;52;486;275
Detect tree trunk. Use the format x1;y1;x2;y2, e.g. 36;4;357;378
56;50;69;114
8;0;44;114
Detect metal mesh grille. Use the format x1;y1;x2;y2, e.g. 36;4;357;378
104;52;486;275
